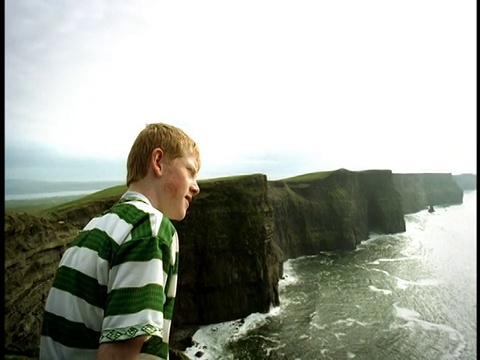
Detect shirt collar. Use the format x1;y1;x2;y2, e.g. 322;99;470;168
120;191;152;206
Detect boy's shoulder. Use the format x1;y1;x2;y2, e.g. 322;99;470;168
106;198;154;226
107;193;176;235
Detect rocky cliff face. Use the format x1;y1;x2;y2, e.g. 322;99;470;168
357;170;406;234
392;173;464;214
3;170;465;357
4;213;78;356
170;174;283;329
269;169;406;260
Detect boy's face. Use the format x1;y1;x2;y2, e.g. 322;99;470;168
158;152;200;220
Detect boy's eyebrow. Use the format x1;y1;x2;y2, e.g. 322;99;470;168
193;163;200;174
186;159;199;174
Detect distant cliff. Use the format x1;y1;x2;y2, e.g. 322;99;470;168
269;169;405;260
3;169;466;357
392;173;464;214
453;173;477;191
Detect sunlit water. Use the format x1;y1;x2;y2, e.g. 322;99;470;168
5;189;103;201
186;191;476;360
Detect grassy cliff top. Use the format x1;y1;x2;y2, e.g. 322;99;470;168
281;170;336;182
5;173;269;215
7;169;471;215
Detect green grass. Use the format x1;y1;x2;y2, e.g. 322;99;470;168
5;196;87;214
4;172;338;215
44;185;127;213
5;185;128;215
4;176;221;215
198;173;264;183
281;170;335;182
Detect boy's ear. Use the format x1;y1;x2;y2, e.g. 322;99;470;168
152;148;164;176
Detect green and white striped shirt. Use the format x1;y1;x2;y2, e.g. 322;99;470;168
40;191;179;360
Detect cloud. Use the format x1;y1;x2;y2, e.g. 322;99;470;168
4;0;477;182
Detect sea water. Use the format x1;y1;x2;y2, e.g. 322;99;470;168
5;189;105;201
185;190;477;360
4;179;121;201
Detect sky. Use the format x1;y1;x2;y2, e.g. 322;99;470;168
5;0;477;183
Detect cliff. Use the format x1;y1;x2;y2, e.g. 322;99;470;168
269;169;405;260
3;170;465;357
171;174;283;329
4;213;78;357
392;173;464;214
453;173;477;191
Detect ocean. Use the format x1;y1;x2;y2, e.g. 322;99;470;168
185;190;477;360
5;189;107;201
4;179;122;201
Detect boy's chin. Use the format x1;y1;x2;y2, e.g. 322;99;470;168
168;211;186;221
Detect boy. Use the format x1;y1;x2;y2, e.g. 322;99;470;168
40;123;201;359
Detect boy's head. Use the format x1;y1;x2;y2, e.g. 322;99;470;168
126;123;201;187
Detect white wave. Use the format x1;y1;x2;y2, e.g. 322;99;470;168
404;212;430;233
310;322;328;331
309;310;329;331
394;277;441;290
184;309;280;359
356;234;387;249
263;340;286;357
368;285;392;295
298;333;311;340
393;304;467;358
317;250;337;256
367;255;422;265
279;260;298;289
368;267;391;276
332;318;370;327
279;273;296;287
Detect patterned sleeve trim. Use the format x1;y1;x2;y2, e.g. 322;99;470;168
100;323;163;343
